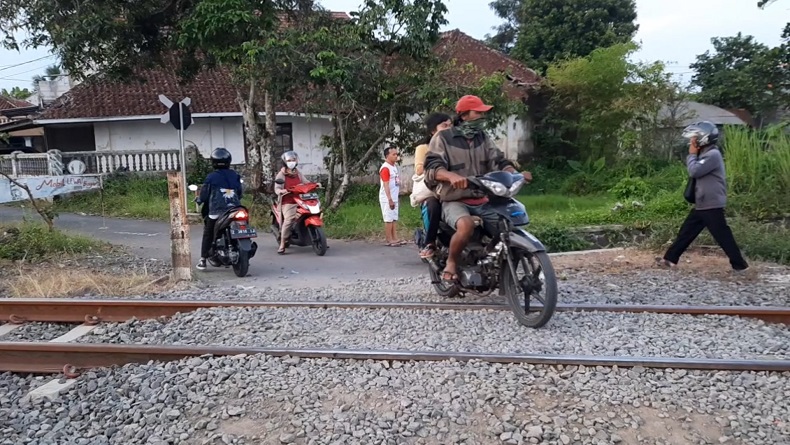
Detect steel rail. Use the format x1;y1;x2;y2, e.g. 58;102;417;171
1;299;789;324
1;342;788;375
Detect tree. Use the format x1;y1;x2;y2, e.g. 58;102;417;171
532;42;674;162
487;0;638;73
691;32;787;126
0;86;32;99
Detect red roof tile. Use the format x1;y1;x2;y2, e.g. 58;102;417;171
0;96;36;111
38;28;539;120
435;30;540;101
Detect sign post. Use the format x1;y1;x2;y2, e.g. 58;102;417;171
159;94;193;212
160;95;195;280
167;171;192;282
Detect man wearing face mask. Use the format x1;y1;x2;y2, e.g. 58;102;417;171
424;95;533;285
274;150;308;255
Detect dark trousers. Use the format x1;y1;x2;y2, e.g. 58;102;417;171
201;217;217;259
663;208;748;270
423;197;442;246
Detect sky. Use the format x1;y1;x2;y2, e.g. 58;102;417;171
0;0;787;93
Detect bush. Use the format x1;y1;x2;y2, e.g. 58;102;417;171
0;223;103;261
609;177;652;201
531;225;592;252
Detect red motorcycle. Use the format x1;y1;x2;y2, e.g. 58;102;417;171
270;181;328;256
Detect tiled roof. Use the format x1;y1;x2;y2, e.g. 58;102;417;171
38;28;539;120
435;30;540;101
0;96;36;112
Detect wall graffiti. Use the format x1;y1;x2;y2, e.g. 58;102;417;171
0;175;102;204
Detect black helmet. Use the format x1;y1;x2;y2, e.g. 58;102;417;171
682;121;719;147
210;147;232;169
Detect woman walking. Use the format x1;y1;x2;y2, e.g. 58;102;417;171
657;121;750;273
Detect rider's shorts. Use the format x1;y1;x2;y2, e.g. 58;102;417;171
442;201;500;234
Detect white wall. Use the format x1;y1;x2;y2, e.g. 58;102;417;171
490;115;532;161
275;115;333;176
92;115;335;175
94;117;245;164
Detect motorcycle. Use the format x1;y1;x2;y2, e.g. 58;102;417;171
414;171;558;328
270;180;328;256
189;184;258;277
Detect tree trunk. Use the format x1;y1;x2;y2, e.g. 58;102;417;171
236;82;265;192
328;114;351;211
261;89;277;195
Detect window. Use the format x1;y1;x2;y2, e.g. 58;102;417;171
273;123;293;157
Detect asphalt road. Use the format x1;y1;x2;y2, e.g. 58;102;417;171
1;207;426;288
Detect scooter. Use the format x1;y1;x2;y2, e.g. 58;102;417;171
189;183;258;277
270;180;328;256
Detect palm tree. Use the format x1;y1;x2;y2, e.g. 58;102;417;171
31;65;62;91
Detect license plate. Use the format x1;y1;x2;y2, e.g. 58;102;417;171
300;193;319;200
231;227;257;239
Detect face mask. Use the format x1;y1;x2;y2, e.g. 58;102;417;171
286;161;297;169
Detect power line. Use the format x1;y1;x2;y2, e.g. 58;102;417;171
0;54;56;72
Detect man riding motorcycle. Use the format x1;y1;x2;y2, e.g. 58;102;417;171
423;95;533;285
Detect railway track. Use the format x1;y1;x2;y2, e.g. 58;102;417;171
2;298;789;375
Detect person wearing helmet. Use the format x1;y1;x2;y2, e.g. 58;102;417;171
195;147;243;270
274;150;308;254
423;95;533;285
657;121;750;273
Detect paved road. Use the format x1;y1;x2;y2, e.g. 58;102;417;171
1;207;426;288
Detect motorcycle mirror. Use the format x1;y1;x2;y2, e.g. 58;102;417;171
188;184;198;192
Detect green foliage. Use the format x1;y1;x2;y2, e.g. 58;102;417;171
490;0;638;73
188;154;213;186
609;177;651;201
529;226;592;252
0;223;102;261
691;32;788;124
0;86;32;99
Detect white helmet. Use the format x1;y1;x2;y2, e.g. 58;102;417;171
282;151;299;170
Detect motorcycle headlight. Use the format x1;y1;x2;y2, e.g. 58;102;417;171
479;179;509;197
509;178;525;196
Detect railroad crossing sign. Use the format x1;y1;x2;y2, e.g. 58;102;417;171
158;94;194;130
158;94;194;210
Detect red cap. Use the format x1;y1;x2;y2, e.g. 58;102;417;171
455;95;493;114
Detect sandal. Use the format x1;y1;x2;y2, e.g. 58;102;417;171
654;257;675;269
419;245;435;259
278;248;286;255
440;270;458;285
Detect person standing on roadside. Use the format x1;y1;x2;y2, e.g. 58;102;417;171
379;145;404;246
656;121;750;273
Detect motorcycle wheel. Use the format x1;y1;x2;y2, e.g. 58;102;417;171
311;227;328;256
232;249;250;277
502;249;557;328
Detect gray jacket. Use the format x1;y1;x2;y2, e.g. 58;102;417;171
687;146;727;210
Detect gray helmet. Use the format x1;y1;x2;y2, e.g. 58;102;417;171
282;150;299;168
682;121;719;147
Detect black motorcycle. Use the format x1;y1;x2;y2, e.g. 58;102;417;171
414;171;558;328
206;205;258;277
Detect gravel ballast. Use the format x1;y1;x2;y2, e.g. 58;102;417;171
1;322;76;342
2;355;789;445
77;307;790;360
138;269;790;306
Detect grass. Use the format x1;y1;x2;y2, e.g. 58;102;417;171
4;266;167;298
0;223;105;261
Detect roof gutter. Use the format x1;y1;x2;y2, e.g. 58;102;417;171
34;111;331;125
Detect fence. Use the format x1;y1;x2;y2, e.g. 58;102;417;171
0;149;181;177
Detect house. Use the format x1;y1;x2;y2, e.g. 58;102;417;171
0;96;44;154
658;101;749;129
0;28;541;177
